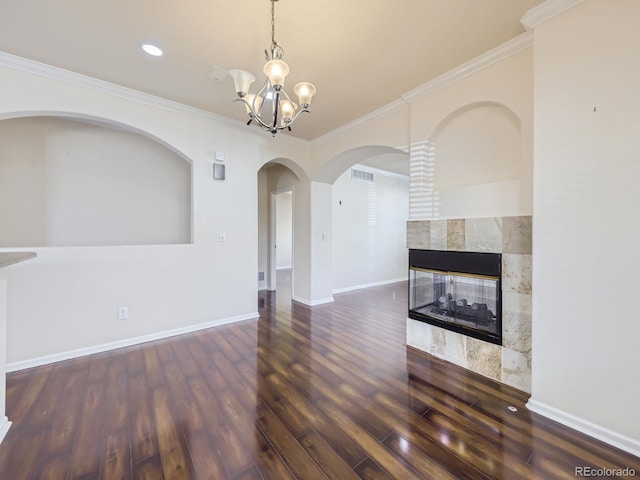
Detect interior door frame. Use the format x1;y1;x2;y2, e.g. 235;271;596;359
268;186;294;291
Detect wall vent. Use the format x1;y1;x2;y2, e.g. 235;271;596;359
258;271;265;281
351;168;374;183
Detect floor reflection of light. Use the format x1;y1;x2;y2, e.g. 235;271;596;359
440;432;451;447
398;436;410;453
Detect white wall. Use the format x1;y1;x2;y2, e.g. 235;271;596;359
530;0;640;451
0;61;310;366
257;169;268;290
310;181;334;303
275;191;292;269
333;168;408;291
431;104;521;190
409;48;533;220
0;116;191;247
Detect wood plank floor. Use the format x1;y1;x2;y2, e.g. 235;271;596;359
0;271;638;479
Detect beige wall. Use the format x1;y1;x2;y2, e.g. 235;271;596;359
275;191;293;269
257;164;303;294
1;0;637;456
409;48;533;220
530;0;640;451
0;62;310;366
0;116;191;247
333;169;408;291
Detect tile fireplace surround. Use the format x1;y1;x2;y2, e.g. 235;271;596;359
406;216;532;392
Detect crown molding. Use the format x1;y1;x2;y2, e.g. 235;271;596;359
0;51;238;125
402;32;532;103
0;50;309;146
311;99;409;146
521;0;585;32
312;32;532;144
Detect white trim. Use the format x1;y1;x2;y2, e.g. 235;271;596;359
311;33;532;144
0;51;309;146
352;163;409;180
6;312;259;372
0;417;11;445
311;99;409;145
401;33;533;103
520;0;585;32
276;266;292;271
292;295;335;306
333;277;408;295
526;398;640;457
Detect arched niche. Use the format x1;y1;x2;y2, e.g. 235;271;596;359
0;111;193;163
0;114;193;247
428;102;522;190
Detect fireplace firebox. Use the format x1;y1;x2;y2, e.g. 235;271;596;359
409;249;502;345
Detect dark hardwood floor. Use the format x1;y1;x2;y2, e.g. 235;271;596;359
0;270;638;479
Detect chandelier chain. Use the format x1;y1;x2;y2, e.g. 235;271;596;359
271;0;278;51
229;0;315;135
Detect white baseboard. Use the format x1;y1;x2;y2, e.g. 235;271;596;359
333;277;407;295
276;266;292;271
0;416;11;444
526;398;640;457
6;312;259;372
291;295;335;306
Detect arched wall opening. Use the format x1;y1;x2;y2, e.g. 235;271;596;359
314;145;411;294
257;158;308;300
0;114;193;247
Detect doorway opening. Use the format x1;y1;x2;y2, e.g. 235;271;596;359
271;188;293;299
258;161;303;304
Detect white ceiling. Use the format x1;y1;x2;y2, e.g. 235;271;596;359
0;0;544;141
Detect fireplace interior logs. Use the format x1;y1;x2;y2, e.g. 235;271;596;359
409;249;502;345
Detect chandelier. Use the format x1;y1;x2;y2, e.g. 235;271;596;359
229;0;316;136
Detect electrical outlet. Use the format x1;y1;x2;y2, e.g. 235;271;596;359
219;232;226;242
118;306;128;321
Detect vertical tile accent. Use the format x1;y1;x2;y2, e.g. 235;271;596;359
503;254;532;294
502;291;532;315
406;221;430;249
502;348;531;393
465;217;502;253
443;330;467;367
447;219;465;250
430;328;446;358
503;311;532;357
467;337;502;381
406;319;431;353
502;216;532;254
430;220;448;250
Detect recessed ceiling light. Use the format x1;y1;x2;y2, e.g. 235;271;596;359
141;43;163;57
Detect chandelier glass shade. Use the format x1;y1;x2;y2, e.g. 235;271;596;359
229;0;316;136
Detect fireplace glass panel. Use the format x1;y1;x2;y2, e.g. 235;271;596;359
409;267;500;341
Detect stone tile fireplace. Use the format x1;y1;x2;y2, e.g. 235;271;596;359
406;216;532;392
409;249;503;345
